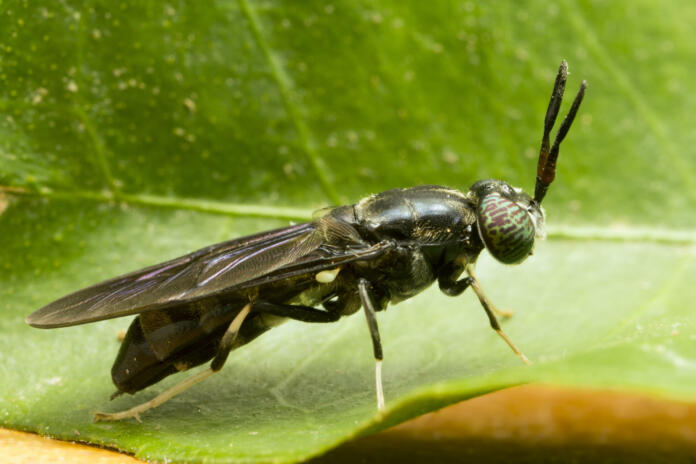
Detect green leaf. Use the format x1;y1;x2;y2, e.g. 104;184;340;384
1;0;695;462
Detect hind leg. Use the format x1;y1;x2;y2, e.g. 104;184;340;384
94;301;341;421
94;303;253;422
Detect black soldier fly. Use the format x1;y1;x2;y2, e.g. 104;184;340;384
27;61;586;421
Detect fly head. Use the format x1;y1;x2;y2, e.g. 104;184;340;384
469;179;543;265
467;60;586;265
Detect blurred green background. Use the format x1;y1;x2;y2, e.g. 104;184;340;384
1;1;695;462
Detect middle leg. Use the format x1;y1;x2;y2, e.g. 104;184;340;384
358;278;385;412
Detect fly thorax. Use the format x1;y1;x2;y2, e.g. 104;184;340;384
385;247;435;303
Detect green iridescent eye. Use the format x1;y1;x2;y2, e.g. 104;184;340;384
476;193;535;264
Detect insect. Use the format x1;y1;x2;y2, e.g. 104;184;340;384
27;61;586;422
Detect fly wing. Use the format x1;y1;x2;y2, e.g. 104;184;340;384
26;222;324;328
222;213;395;290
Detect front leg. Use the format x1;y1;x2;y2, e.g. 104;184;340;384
465;265;530;365
439;262;513;318
438;262;474;296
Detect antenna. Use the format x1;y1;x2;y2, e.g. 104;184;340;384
534;60;587;204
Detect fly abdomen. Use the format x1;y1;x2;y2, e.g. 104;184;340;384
111;304;280;395
112;313;225;394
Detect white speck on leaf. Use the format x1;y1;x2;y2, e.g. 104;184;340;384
184;97;196;112
369;12;383;24
45;377;62;385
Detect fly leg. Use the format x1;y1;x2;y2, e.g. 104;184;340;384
95;301;342;421
250;301;342;322
94;303;254;422
358;278;385;412
209;300;341;371
465;265;530;365
439;262;512;318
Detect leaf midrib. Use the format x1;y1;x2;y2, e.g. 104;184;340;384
2;186;695;244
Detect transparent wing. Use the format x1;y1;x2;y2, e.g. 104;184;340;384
26;222;324;328
26;215;390;329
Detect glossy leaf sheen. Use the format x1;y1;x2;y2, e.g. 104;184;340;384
1;0;696;463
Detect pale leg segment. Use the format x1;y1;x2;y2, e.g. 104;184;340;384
93;303;252;422
466;266;514;319
358;278;386;412
94;368;215;422
375;360;385;411
466;265;531;365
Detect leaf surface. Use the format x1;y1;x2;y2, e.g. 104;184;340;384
2;0;696;462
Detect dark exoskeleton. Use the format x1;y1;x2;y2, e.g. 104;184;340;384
26;61;587;421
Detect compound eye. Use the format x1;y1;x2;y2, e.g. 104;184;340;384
476;192;535;264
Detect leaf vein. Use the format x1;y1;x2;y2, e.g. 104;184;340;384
73;8;118;193
237;0;341;204
2;186;696;243
566;4;696;199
